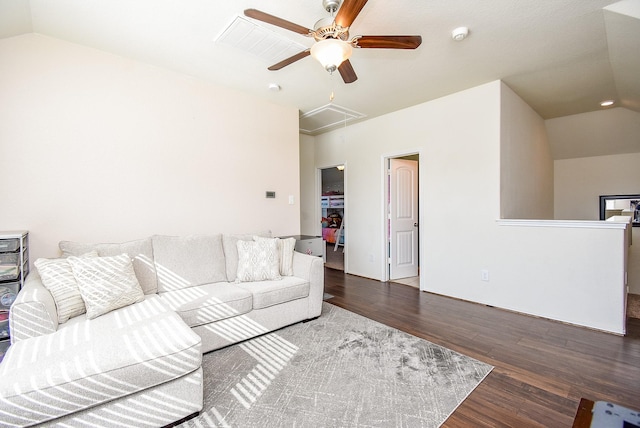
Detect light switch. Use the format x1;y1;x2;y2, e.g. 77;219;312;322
288;195;295;205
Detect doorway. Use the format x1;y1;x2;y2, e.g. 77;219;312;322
385;154;419;287
320;165;345;271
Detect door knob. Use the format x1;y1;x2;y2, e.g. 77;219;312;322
414;223;418;227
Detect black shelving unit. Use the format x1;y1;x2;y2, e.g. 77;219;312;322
0;230;29;362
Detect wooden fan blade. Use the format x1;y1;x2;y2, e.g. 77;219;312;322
338;60;358;84
244;9;312;35
334;0;368;28
268;49;311;71
355;35;422;49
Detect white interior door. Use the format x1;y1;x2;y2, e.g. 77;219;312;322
389;158;419;280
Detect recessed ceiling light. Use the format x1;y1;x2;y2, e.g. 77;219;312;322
452;27;469;41
600;100;615;107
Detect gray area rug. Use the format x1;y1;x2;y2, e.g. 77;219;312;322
181;303;492;427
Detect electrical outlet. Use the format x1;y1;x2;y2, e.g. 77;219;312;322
481;269;489;282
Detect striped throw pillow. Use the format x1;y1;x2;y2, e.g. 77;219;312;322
35;251;98;323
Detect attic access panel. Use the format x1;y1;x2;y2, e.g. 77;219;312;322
299;104;366;135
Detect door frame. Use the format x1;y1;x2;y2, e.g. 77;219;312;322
382;151;421;284
316;163;348;272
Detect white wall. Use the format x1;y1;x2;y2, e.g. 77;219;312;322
299;133;317;236
0;34;301;261
555;153;640;220
303;80;627;333
555;152;640;294
546;108;640;159
500;83;554;219
310;81;502;281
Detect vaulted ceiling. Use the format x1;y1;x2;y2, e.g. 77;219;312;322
1;0;639;144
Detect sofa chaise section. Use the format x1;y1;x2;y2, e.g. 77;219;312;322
0;296;202;427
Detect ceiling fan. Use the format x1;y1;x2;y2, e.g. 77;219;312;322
244;0;422;84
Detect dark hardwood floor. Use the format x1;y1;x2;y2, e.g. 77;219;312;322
323;268;640;427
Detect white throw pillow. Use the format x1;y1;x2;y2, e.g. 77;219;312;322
236;239;281;282
35;251;98;324
222;231;272;282
68;253;145;320
253;236;295;276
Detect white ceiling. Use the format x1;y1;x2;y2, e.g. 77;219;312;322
1;0;639;144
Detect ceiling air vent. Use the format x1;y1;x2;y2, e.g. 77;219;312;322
215;16;307;65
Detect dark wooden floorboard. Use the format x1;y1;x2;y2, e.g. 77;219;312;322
323;268;640;427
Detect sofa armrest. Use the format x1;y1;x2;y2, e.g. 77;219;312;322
9;271;58;343
292;251;324;318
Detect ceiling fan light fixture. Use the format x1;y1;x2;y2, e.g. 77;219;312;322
311;39;352;73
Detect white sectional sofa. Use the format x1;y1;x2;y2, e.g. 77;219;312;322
0;233;324;427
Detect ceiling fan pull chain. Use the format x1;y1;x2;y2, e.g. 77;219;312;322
330;72;336;102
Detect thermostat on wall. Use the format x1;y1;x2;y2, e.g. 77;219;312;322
266;191;276;198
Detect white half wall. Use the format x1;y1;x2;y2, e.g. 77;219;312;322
0;34;301;261
494;220;628;335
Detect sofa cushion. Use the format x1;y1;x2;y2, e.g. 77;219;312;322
34;251;98;323
59;237;158;295
69;254;145;319
48;368;203;428
235;276;310;309
152;234;227;292
158;282;252;327
236;238;281;282
222;231;271;282
0;296;202;427
59;294;171;329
